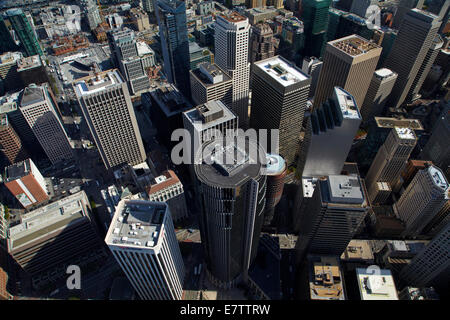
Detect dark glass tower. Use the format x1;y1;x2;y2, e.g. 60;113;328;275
2;9;43;57
300;0;332;58
194;136;267;289
156;0;191;99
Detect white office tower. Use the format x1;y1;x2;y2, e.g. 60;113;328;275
384;9;440;108
365;127;417;204
396;165;450;237
400;222;450;289
105;200;185;300
214;12;251;128
302;87;361;177
19;84;73;164
360;69;398;123
250;55;311;166
295;175;369;262
74;70;146;170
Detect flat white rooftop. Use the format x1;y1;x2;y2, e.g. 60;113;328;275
8;191;90;251
375;68;396;78
105;200;168;250
327;175;364;204
394;127;416;140
255;56;309;87
356;268;399;300
334;87;361;120
74;69;124;97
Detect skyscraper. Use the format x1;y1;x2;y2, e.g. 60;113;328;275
302;87;362;177
105;200;185;300
156;0;191;99
313;35;382;110
420;107;450;170
189;62;233;108
194;136;266;288
384;9;440;108
406;34;444;102
2;9;43;57
19;84;74;164
396;165;449;237
215;12;251;128
7;191;104;290
295;174;369;261
111;29;151;95
400;222;450;289
80;0;102;30
249;23;275;64
74;70;146;170
365;127;417;204
250;55;311;165
300;0;332;57
360;68;398;123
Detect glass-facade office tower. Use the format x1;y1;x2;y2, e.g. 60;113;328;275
384;9;440;108
1;9;43;57
156;0;191;99
250;55;311;166
194;136;266;288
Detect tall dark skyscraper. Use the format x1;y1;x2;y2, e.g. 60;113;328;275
300;0;332;58
250;55;311;166
195;136;266;289
1;9;43;57
384;9;440;108
156;0;191;99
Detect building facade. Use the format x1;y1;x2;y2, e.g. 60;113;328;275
313;35;382;110
396;165;449;237
384;9;440;108
74;70;146;170
105;200;185;300
147;170;188;222
360;68;398;123
156;0;191;99
19;84;74;164
194;136;266;288
190;62;233;108
215;12;251;128
250;55;311;166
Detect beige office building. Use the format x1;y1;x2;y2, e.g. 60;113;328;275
360;68;398;123
190;62;233;108
366;127;417;204
313;34;382;110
